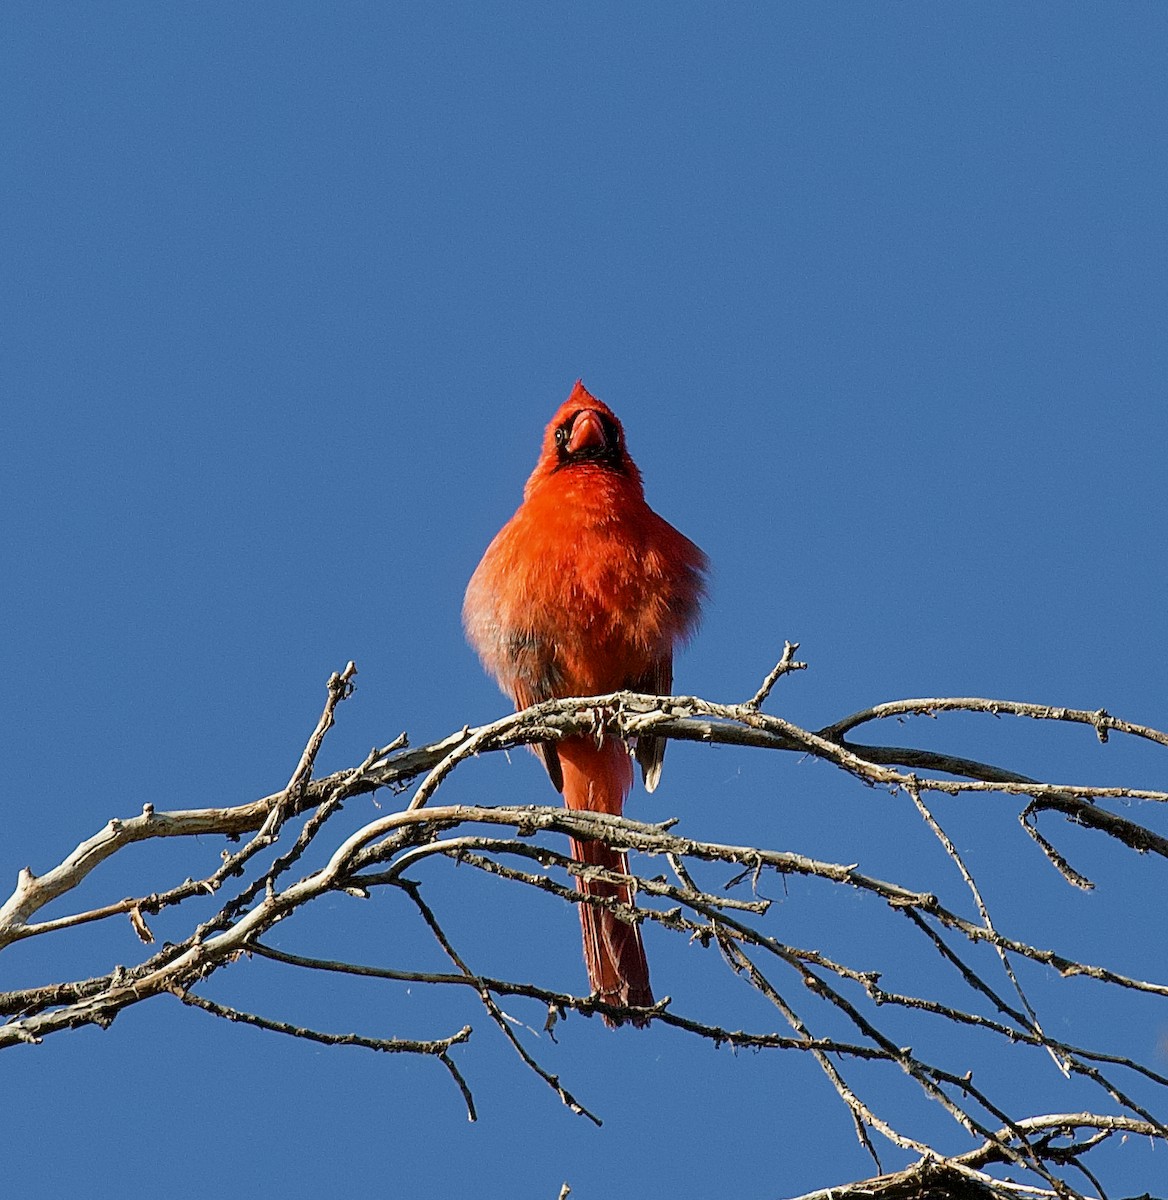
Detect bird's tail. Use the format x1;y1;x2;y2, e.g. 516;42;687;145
558;736;653;1027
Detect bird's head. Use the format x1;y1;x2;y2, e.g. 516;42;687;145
529;381;642;491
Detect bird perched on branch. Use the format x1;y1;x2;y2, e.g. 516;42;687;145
463;381;707;1025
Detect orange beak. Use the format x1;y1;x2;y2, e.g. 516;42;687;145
567;409;607;455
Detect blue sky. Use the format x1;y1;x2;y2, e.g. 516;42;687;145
4;5;1167;1197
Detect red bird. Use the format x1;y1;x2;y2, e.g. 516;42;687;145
464;381;707;1025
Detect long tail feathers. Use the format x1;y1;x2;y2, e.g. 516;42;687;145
559;737;653;1027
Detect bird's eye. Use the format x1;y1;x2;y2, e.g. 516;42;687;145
555;426;568;448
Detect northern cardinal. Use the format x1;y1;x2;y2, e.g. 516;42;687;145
463;381;707;1025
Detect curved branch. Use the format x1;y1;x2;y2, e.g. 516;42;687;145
821;696;1168;749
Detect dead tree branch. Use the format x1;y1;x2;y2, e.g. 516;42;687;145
3;650;1167;1198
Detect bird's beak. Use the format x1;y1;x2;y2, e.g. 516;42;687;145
567;409;607;455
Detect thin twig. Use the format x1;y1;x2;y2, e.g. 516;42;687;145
744;641;807;709
403;882;604;1127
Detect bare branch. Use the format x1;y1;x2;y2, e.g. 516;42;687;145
820;696;1168;749
4;656;1168;1198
